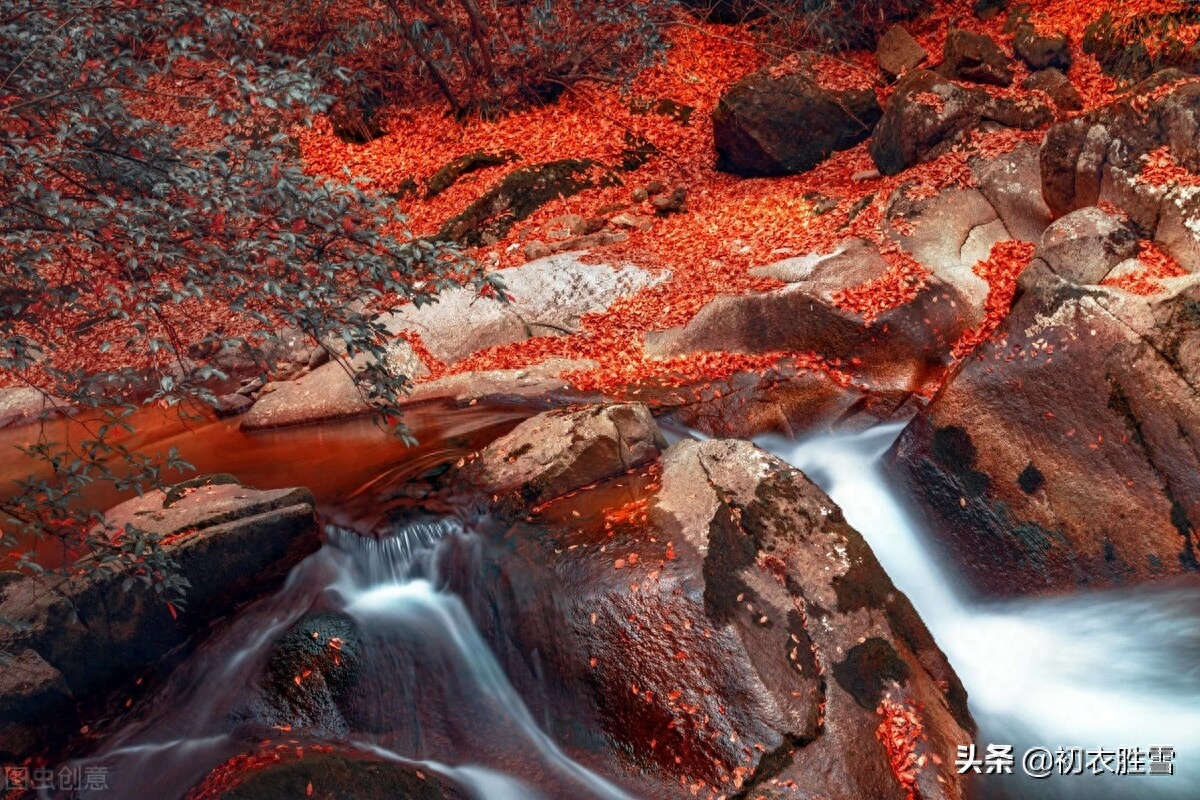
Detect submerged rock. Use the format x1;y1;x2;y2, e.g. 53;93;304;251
200;753;467;800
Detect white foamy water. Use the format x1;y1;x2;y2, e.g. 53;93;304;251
760;424;1200;799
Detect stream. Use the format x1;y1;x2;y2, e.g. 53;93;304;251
760;424;1200;800
16;409;1200;798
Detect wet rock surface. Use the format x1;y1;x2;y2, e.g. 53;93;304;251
0;478;318;758
892;274;1200;596
459;407;974;799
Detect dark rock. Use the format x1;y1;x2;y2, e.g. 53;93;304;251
0;649;78;759
1013;23;1071;71
0;480;319;738
940;28;1015;86
438;159;618;246
876;25;928;81
974;0;1009;19
207;753;466;800
463;403;666;509
1022;67;1083;111
256;612;364;735
424;150;520;199
713;68;882;177
870;69;1052;175
891;275;1200;596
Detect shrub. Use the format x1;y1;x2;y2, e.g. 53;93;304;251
0;0;494;607
249;0;678;118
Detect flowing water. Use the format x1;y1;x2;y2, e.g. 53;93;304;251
760;424;1200;800
65;520;635;800
14;407;1200;798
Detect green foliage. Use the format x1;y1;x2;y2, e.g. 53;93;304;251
0;0;495;611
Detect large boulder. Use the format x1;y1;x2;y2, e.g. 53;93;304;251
644;275;972;395
1021;68;1083;112
940;28;1015;86
0;477;318;757
870;69;1052;175
1021;206;1139;287
471;409;974;799
386;256;663;365
463;403;666;508
713;68;882;177
891;274;1200;596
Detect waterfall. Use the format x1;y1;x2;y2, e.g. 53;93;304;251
66;517;635;800
760;424;1200;800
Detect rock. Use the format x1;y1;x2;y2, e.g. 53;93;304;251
424;149;519;199
651;185;687;215
750;238;891;296
0;648;78;759
239;340;428;432
213;392;253;418
382;255;664;365
438;159;616;246
0;387;68;429
883;186;1009;323
713;68;882;177
463;403;665;508
972;143;1053;242
487;420;974;799
1024;206;1138;287
940;28;1015;86
199;753;466;800
1040;70;1200;218
1013;23;1071;71
631;186;649;203
541;230;629;255
0;480;318;755
644;276;972;394
1021;67;1083;112
256;612;364;736
876;25;928;81
891;275;1200;596
870;69;1053;175
402;359;598;409
609;212;653;231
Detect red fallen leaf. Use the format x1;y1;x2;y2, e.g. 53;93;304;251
306;781;313;797
166;602;178;620
341;216;356;234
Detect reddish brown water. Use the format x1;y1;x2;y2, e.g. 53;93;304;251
0;402;534;567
